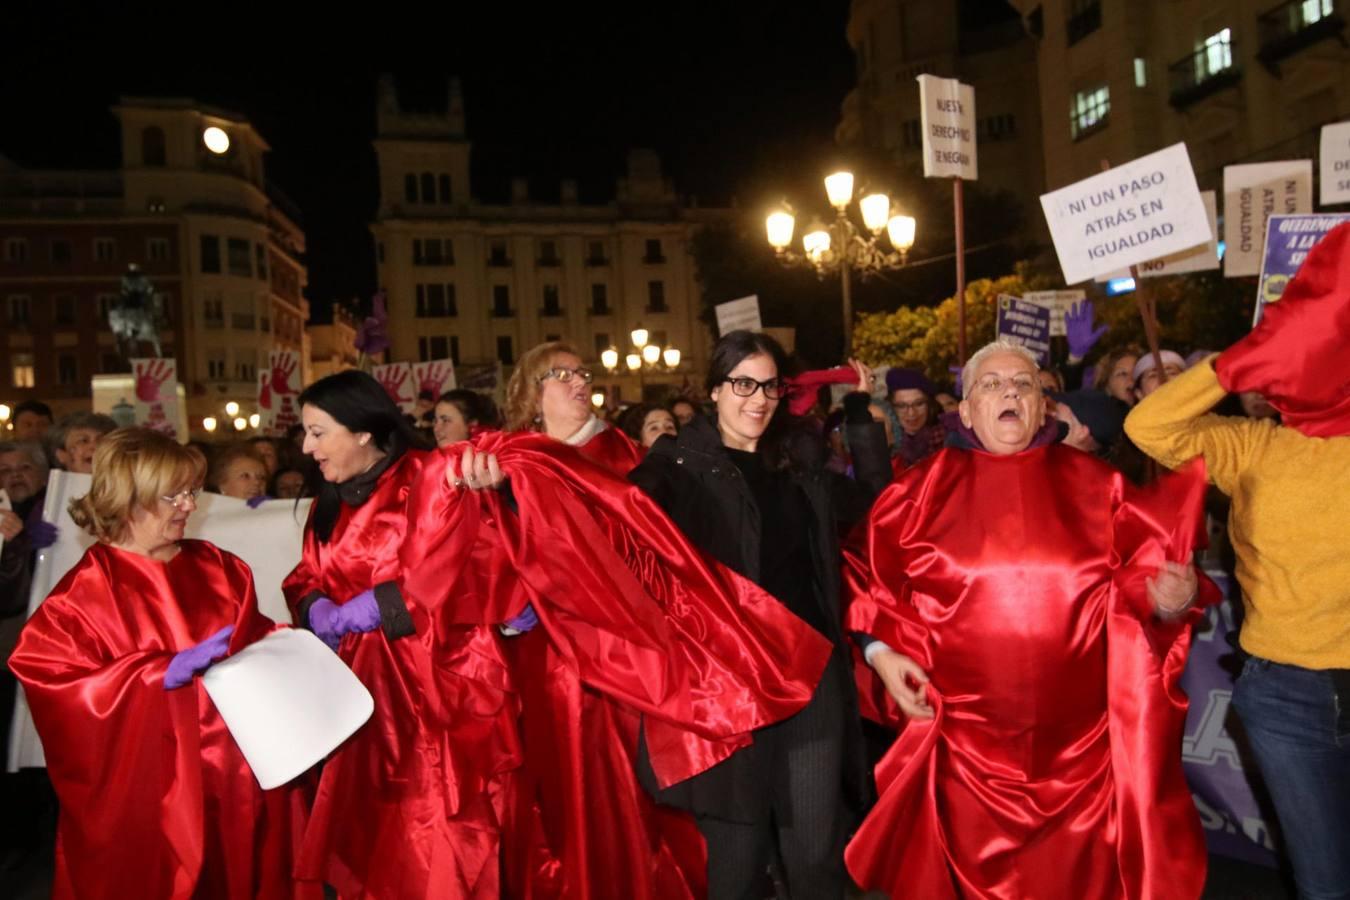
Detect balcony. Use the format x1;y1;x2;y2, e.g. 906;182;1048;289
1066;2;1102;46
1258;0;1346;74
1169;37;1243;107
585;254;609;267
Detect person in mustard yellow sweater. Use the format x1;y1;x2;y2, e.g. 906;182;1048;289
1126;222;1350;900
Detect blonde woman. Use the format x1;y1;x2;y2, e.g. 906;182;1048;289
9;428;316;900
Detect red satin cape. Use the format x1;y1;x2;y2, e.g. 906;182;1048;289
282;449;520;900
1216;220;1350;437
844;445;1212;899
401;429;833;899
8;540;317;900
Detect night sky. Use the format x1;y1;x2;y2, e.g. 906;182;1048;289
4;2;1018;317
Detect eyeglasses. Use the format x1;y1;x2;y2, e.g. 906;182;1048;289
892;400;929;414
973;375;1041;396
538;366;594;385
721;376;785;399
160;488;202;509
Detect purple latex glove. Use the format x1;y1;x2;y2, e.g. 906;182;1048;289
245;494;271;509
1065;300;1108;360
308;589;381;651
164;625;234;690
23;504;58;549
502;603;539;635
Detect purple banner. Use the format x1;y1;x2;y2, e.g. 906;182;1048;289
1181;569;1279;866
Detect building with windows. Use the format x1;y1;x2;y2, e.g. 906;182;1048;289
837;0;1046;219
369;77;726;404
1006;0;1350;192
0;97;308;432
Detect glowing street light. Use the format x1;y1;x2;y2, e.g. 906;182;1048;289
233;417;247;431
224;401;240;417
203;126;230;154
202;417;217;433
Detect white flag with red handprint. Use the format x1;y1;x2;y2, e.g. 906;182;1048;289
261;350;302;436
131;358;181;439
412;359;456;402
372;362;416;414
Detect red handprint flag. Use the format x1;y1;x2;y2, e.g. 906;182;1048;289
262;350;302;436
130;358;182;440
412;359;456;402
372;362;416;414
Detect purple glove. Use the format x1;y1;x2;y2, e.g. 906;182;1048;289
502;603;539;635
245;494;271;509
308;590;381;651
1065;300;1108;361
164;625;234;690
23;504;58;549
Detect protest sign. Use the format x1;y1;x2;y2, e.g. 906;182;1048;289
1022;289;1086;337
1097;191;1221;281
260;350;302;436
1254;213;1350;323
996;295;1051;363
1223;160;1313;277
372;362;416;414
715;295;762;335
1319;121;1350;206
1040;143;1211;285
917;75;977;181
413;358;457;400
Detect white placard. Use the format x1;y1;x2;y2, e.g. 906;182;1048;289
203;629;373;789
372;362;416;414
1039;143;1211;285
917;75;978;181
412;359;457;399
1223;160;1313;277
1096;191;1221;282
1320;121;1350;206
129;358;183;440
715;295;762;336
1021;289;1086;337
8;471;313;771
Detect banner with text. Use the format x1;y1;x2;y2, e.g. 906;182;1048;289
917;74;977;181
715;295;762;336
1254;213;1350;323
1223;160;1312;277
259;350;302;436
372;362;416;414
1040;143;1211;285
996;295;1051;363
1320;120;1350;206
131;358;182;440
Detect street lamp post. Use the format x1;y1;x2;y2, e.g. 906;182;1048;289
601;326;681;402
766;171;917;355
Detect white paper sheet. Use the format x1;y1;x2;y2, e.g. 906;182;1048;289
203;628;373;790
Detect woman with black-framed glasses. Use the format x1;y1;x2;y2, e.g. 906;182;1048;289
628;329;892;899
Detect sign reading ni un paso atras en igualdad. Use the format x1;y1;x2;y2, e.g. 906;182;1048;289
1039;143;1211;285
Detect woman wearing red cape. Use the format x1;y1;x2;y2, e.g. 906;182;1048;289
282;371;520;899
400;340;835;899
10;429;318;900
846;341;1214;899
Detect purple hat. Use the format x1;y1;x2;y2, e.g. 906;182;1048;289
885;368;936;397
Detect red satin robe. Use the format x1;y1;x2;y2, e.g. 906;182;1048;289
282;449;520;900
8;540;316;900
400;428;832;899
845;445;1211;900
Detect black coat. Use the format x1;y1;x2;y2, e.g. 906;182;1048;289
628;412;891;821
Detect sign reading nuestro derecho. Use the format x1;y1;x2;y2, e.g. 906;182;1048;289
1039;143;1212;285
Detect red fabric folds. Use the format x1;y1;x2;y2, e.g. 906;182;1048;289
404;429;833;898
9;541;316;900
1216;221;1350;437
282;450;520;900
844;445;1211;899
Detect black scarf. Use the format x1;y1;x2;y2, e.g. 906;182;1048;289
311;439;404;543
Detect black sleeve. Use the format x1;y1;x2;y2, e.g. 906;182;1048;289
372;581;416;639
0;534;34;618
827;417;892;529
628;452;678;514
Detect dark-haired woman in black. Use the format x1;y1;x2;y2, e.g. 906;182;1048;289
629;331;890;899
281;370;516;899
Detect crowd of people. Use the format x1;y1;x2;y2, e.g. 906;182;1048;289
0;224;1348;899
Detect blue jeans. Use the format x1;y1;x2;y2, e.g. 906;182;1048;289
1232;656;1350;900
